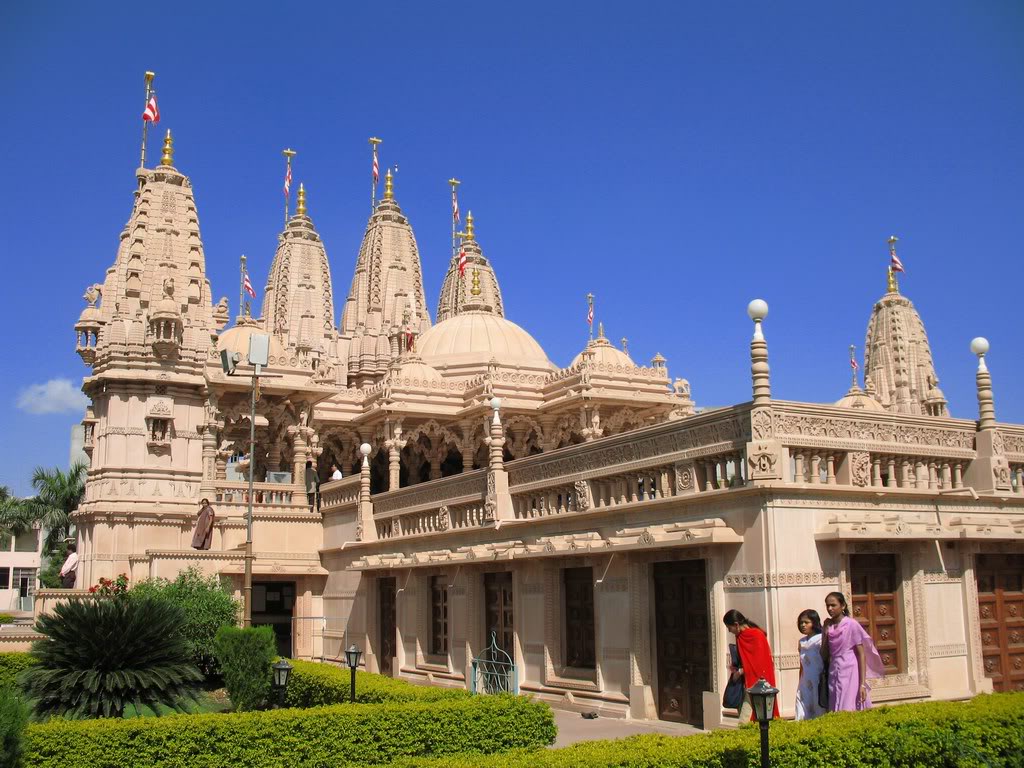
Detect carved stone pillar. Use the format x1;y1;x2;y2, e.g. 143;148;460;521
386;440;404;491
290;426;308;489
428;450;442;481
199;423;218;492
266;441;282;473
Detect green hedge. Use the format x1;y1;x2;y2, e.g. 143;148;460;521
23;694;555;768
391;692;1024;768
0;654;36;691
284;659;470;707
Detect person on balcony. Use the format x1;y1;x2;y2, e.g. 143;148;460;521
58;542;79;588
330;463;343;481
191;498;215;550
306;461;321;511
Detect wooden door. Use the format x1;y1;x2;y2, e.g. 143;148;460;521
654;560;710;727
850;554;903;675
977;555;1024;692
484;572;514;656
378;577;397;677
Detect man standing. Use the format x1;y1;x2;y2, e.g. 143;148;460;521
330;463;343;481
59;542;79;588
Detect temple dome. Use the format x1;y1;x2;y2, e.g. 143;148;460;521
389;355;443;388
416;311;552;369
835;385;886;412
218;321;286;363
571;334;634;369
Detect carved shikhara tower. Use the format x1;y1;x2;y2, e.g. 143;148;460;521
66;133;1023;724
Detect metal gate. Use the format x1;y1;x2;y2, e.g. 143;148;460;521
470;631;518;694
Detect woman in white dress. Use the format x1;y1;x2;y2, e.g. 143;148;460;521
795;608;826;720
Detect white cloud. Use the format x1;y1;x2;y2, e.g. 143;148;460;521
16;378;88;415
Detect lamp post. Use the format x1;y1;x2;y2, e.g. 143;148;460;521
345;645;363;703
271;659;293;708
746;677;778;768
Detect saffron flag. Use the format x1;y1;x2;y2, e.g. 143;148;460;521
587;304;594;326
143;94;160;123
458;247;467;277
452;188;460;223
851;357;859;371
284;163;292;198
243;273;256;299
373;149;379;185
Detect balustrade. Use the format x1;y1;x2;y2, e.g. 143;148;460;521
213;480;305;508
867;454;964;491
1010;463;1023;494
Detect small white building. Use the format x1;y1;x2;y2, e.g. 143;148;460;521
0;525;44;613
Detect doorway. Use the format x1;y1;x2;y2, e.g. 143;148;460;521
976;554;1024;692
252;581;295;658
484;571;514;656
379;576;397;676
653;560;710;726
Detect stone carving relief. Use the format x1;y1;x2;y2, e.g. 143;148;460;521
437;505;450;532
775;411;974;451
751;408;773;440
849;451;870;487
674;463;694;493
572;480;590;511
747;441;782;480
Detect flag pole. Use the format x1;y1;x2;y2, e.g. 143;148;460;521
369;137;382;213
139;71;155;171
850;344;858;388
282;148;296;226
449;178;461;263
587;292;595;342
239;254;247;320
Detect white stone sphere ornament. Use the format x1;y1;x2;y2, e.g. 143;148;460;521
747;299;768;340
359;442;372;466
970;337;990;372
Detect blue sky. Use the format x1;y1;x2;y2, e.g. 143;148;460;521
1;2;1021;496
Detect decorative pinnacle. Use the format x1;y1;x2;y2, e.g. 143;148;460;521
144;71;155;84
369;136;382;147
449;177;460;189
296;183;307;216
598;321;605;339
887;235;900;294
621;337;628;354
471;269;481;296
160;129;174;166
283;148;296;159
383;168;394;200
465;211;475;241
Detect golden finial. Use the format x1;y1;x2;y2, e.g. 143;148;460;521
598;321;605;339
296;183;307;216
465;211;475;241
160;129;174;166
283;148;296;159
887;266;898;294
621;337;628;354
144;71;155;84
471;269;481;296
369;136;382;148
384;168;394;200
887;235;900;293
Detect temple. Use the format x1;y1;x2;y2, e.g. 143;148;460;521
60;131;1023;727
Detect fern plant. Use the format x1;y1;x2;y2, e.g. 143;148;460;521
21;597;202;718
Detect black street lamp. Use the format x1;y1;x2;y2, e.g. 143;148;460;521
271;659;293;708
345;645;363;704
746;677;779;768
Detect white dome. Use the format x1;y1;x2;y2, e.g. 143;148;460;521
571;337;634;369
416;311;552;369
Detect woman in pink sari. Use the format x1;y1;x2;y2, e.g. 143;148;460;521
822;591;885;711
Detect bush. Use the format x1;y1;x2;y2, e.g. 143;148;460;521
0;686;29;768
390;692;1024;768
285;659;470;707
0;614;14;625
22;694;555;767
213;626;276;711
129;567;240;678
0;654;36;690
22;597;202;718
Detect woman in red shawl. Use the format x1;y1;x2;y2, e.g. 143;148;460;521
723;609;779;722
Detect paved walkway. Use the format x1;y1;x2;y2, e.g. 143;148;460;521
551;709;703;748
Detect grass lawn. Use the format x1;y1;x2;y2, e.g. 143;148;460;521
125;686;232;718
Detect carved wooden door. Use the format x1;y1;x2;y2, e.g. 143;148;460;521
850;554;903;675
654;560;709;727
378;577;397;677
484;571;514;656
977;555;1024;692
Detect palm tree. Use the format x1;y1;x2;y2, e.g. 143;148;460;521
0;485;33;541
20;462;87;554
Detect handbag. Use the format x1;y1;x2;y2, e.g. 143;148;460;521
817;668;829;710
723;643;744;709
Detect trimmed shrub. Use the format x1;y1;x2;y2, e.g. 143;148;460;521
22;694;555;767
129;567;240;678
285;659;470;707
22;597;202;718
0;686;30;768
0;614;15;625
213;626;275;711
0;653;36;691
390;692;1024;768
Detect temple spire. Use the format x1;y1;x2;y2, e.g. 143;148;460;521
296;183;307;216
160;129;174;167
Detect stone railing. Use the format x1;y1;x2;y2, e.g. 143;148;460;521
371;470;488;541
320;475;361;513
213;480;307;510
